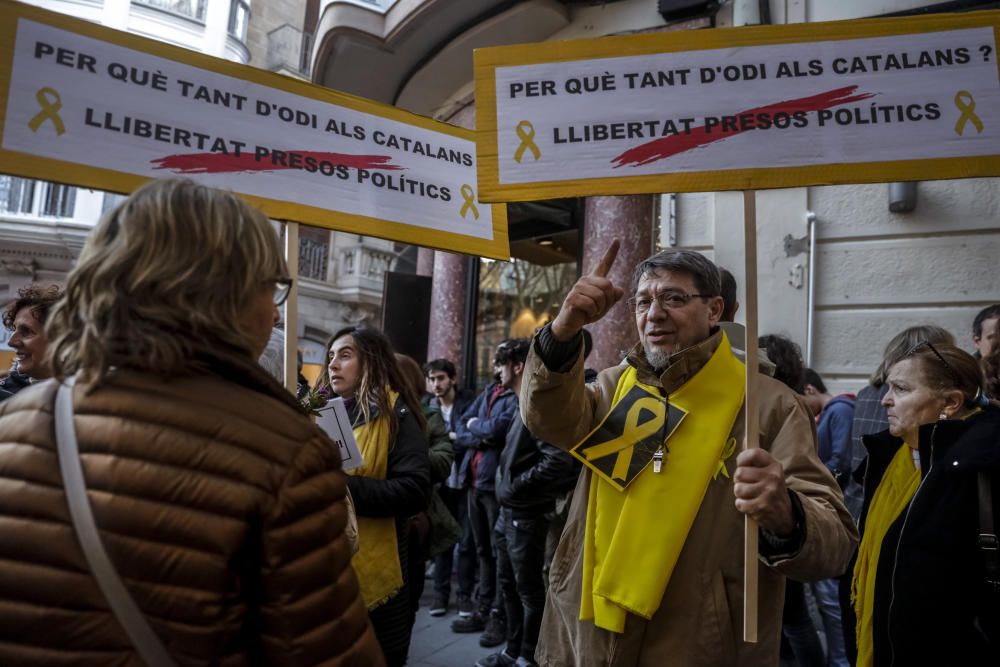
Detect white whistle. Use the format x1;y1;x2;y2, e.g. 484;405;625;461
653;447;664;473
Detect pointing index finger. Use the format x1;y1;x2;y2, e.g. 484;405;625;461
591;239;621;278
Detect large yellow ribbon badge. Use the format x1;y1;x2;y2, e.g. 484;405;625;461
954;90;984;136
571;383;687;491
28;87;65;136
513;120;541;163
459;184;479;220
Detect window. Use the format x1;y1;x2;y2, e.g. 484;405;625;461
40;182;76;218
299;226;330;281
0;176;35;214
473;254;577;390
228;0;250;42
133;0;207;21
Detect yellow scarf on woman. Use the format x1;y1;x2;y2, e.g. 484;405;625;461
348;391;403;609
578;335;745;632
851;443;921;667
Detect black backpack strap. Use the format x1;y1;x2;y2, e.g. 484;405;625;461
978;471;1000;594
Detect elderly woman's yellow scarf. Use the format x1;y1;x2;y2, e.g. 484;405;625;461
851;443;920;667
348;391;403;609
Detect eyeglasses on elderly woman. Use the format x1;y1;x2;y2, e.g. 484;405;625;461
269;277;294;307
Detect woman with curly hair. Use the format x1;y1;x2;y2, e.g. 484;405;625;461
0;179;383;665
1;283;62;399
320;325;430;666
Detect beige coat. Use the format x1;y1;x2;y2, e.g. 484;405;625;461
522;330;858;667
0;361;384;666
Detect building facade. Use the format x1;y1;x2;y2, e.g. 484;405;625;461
310;0;1000;393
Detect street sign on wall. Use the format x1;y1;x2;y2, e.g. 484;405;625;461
0;0;509;259
475;11;1000;202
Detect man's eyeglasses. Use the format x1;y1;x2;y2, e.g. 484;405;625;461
270;277;294;307
627;290;710;314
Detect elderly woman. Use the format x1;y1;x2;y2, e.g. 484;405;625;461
321;326;430;666
852;341;1000;667
0;179;383;665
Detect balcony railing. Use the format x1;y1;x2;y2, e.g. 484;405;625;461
299;235;330;282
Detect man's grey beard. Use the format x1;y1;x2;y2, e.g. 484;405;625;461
643;344;671;371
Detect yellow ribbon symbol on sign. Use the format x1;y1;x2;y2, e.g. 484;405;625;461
954;90;984;136
28;87;65;136
460;184;479;220
513;120;541;163
582;396;664;483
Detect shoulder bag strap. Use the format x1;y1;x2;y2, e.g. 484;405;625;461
978;470;1000;595
55;376;178;667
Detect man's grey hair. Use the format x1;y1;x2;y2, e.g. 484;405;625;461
258;327;285;383
630;249;722;298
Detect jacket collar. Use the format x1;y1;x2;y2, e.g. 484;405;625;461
625;328;724;394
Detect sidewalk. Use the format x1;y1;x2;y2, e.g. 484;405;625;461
408;586;498;667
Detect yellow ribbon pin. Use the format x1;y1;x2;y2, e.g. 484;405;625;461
459;184;479;220
954;90;984;136
513;120;541;163
28;87;65;136
581;396;664;483
713;436;738;480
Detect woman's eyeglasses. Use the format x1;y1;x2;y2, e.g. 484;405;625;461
271;277;294;307
904;340;961;384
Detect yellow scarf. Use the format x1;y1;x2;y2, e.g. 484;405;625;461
576;334;745;632
348;391;403;609
851;443;921;667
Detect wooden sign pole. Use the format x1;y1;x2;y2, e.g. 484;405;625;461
283;221;300;394
742;190;760;643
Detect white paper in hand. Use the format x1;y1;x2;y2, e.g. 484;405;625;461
315;397;365;471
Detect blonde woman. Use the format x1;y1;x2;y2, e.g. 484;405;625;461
321;325;430;666
0;179;383;666
851;342;1000;666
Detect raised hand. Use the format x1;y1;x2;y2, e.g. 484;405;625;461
550;240;626;341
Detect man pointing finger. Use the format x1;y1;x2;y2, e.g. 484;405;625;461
522;246;857;667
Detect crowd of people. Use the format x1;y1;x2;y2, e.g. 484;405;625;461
0;178;998;666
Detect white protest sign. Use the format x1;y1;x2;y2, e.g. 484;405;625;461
316;397;365;472
475;12;1000;201
0;1;508;258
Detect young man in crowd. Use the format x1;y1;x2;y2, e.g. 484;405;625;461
973;303;1000;358
476;339;578;667
424;358;476;617
520;242;856;666
451;342;521;647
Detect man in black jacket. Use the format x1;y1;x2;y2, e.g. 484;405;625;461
475;386;579;666
425;358;477;617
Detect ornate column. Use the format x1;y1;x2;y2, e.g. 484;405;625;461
582;195;654;371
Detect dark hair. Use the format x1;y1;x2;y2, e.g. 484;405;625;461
803;368;827;394
982;346;1000;400
630;250;721;299
872;325;955;386
973;304;1000;338
760;334;805;394
898;342;986;410
719;268;737;323
424;357;457;379
3;284;62;330
395;353;427;404
318;324;425;439
582;328;593;360
493;338;530;367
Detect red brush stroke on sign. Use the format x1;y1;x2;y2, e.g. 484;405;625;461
611;85;875;168
151;151;403;174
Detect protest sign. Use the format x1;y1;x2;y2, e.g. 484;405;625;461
0;0;508;259
475;11;1000;202
316;397;365;472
